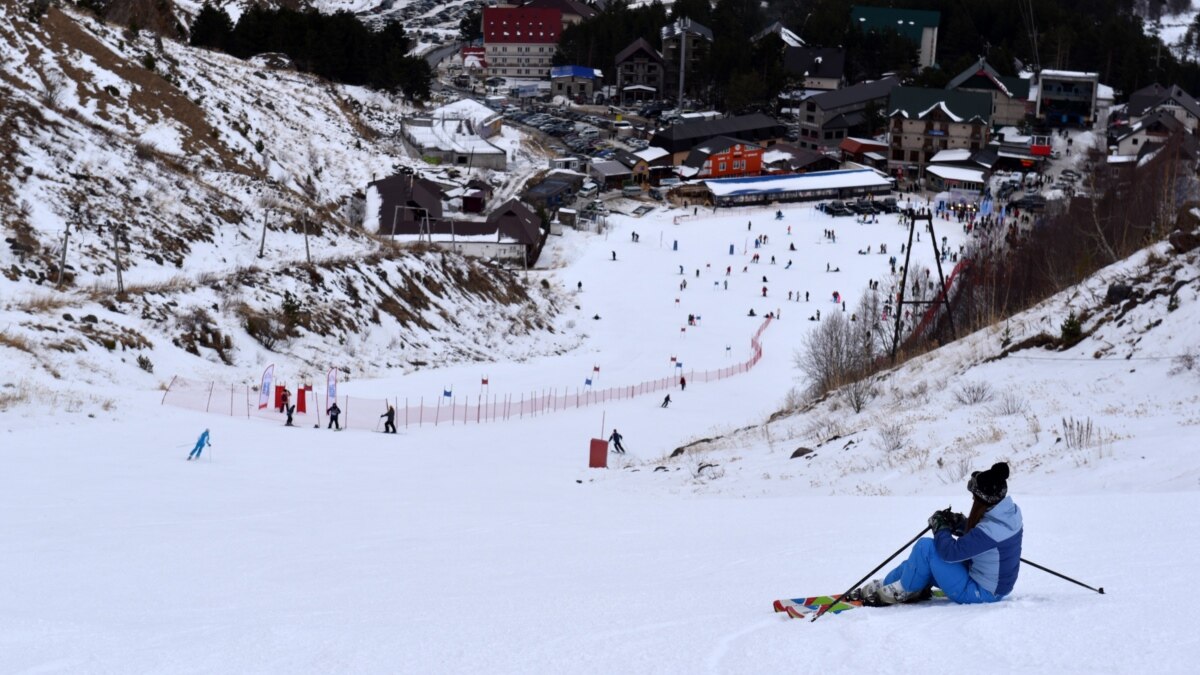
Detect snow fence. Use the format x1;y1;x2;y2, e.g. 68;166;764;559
163;318;771;430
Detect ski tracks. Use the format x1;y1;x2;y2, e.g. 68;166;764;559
704;617;776;673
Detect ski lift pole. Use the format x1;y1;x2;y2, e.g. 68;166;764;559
811;526;930;623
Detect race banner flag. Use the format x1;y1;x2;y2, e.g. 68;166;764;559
676;361;683;368
443;389;453;398
585;377;593;386
481;377;489;386
326;367;337;403
258;364;275;409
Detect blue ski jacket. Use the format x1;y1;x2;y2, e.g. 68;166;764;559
934;496;1023;597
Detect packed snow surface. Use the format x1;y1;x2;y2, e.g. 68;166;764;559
4;193;1200;672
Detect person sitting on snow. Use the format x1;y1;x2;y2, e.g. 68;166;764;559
849;463;1023;606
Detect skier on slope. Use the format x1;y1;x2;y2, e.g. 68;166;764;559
187;428;210;461
661;394;671;408
850;462;1023;606
327;401;341;430
609;428;625;454
380;405;397;434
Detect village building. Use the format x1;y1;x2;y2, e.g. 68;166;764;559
661;17;713;102
550;65;602;103
850;6;940;69
1112;110;1186;156
614;147;674;185
482;6;562;79
750;21;805;48
522;0;597;29
1121;83;1200;134
795;76;900;151
838;136;888;166
401;100;507;170
782;47;846;92
365;173;445;236
944;57;1031;127
679;137;765;180
650;113;786;164
588;159;634;190
704;169;891;206
886;87;991;181
614;38;667;106
1032;69;1099;127
760;143;841;174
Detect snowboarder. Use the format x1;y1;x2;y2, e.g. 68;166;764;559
661;394;671;408
612;251;617;261
850;462;1023;607
187;428;210;461
284;404;295;427
278;388;289;414
609;429;625;454
679;375;687;391
380;405;397;434
327;401;341;430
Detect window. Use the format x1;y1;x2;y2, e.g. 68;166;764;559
892;148;904;161
718;162;727;171
909;151;919;162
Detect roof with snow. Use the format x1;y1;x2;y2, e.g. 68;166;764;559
929;148;974;164
752;21;805;47
850;6;940;42
926;165;986;184
651;114;786;154
945;58;1030;100
550;65;602;80
839;137;887;155
1039;69;1099;80
634;146;670;163
662;17;713;42
483;7;562;45
430;99;501;127
783;47;845;82
704;169;890;198
887;87;992;124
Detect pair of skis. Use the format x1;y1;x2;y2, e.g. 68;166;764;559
772;590;947;620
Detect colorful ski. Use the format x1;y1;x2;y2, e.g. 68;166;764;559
773;590;947;619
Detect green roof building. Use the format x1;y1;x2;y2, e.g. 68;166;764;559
850;6;941;68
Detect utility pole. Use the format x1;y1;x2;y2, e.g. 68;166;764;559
110;220;124;296
56;220;70;289
302;215;312;265
258;208;269;258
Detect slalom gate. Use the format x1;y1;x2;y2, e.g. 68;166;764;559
161;318;772;431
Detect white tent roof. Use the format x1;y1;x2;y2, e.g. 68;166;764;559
704;169;890;197
930;148;973;163
926;165;986;183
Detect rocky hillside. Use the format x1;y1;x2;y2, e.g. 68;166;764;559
0;2;573;398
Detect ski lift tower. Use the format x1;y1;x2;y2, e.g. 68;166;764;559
890;207;956;362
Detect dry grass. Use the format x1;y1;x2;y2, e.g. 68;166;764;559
0;380;115;414
0;329;35;353
8;293;73;313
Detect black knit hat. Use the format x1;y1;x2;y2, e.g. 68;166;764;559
968;462;1010;504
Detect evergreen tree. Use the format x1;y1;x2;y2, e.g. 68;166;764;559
190;2;233;51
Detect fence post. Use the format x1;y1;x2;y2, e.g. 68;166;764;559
160;375;177;405
420;396;424;426
344;395;349;428
405;397;409;429
205;382;215;412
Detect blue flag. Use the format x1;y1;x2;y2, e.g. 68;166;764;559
675;362;683;368
585;378;593;386
443;389;452;398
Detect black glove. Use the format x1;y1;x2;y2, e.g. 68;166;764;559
928;508;965;534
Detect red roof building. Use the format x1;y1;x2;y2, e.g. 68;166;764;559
483;7;562;78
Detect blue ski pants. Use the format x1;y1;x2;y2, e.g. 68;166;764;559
883;537;999;605
189;439;205;460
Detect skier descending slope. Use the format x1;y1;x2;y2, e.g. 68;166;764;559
187;429;210;461
851;462;1023;606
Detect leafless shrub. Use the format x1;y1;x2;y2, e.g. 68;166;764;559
938;454;974;483
840;376;875;413
782;385;806;411
1026;413;1042;443
873;421;910;454
803;414;845;443
1170;348;1197;375
1061;416;1095;450
992;390;1029;416
954;381;995;406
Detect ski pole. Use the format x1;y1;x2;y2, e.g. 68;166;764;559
811;526;930;623
1021;557;1104;594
